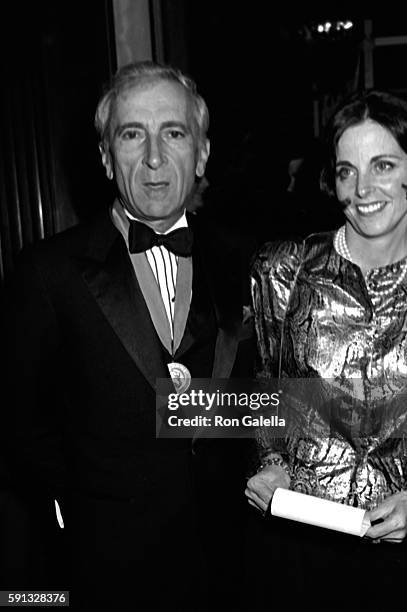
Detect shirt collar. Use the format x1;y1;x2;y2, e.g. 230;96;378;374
111;198;188;247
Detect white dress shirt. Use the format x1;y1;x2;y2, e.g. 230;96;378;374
111;201;188;338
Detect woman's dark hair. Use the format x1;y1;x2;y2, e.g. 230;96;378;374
320;89;407;197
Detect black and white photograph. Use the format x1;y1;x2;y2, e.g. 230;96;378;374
1;2;407;610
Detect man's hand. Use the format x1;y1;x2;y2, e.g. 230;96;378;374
245;465;290;514
365;491;407;543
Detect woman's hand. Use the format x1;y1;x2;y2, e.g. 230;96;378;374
245;465;290;514
365;491;407;543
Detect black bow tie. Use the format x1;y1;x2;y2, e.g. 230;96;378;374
128;220;193;256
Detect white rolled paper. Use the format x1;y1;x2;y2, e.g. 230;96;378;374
270;488;370;537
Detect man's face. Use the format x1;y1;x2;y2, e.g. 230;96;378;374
101;79;209;231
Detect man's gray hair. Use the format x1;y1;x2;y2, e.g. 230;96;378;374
95;61;209;147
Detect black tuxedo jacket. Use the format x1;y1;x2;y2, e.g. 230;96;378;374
3;208;254;491
2;208;255;605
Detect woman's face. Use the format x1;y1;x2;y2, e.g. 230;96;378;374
335;119;407;240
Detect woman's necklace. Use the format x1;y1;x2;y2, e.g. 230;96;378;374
335;225;352;262
334;225;407;297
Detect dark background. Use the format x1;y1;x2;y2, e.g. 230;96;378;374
1;1;407;283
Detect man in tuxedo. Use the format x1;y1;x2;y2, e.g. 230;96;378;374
2;61;255;609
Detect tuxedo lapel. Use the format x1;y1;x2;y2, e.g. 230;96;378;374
175;245;214;359
78;211;168;390
77;211;246;388
187;215;243;379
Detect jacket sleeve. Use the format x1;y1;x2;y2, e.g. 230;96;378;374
250;240;304;465
1;246;67;501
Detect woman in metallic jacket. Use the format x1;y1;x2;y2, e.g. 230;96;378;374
246;90;407;606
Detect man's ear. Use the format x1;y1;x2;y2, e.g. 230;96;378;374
196;139;210;178
99;143;113;180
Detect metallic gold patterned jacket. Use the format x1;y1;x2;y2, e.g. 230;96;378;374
251;232;407;509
